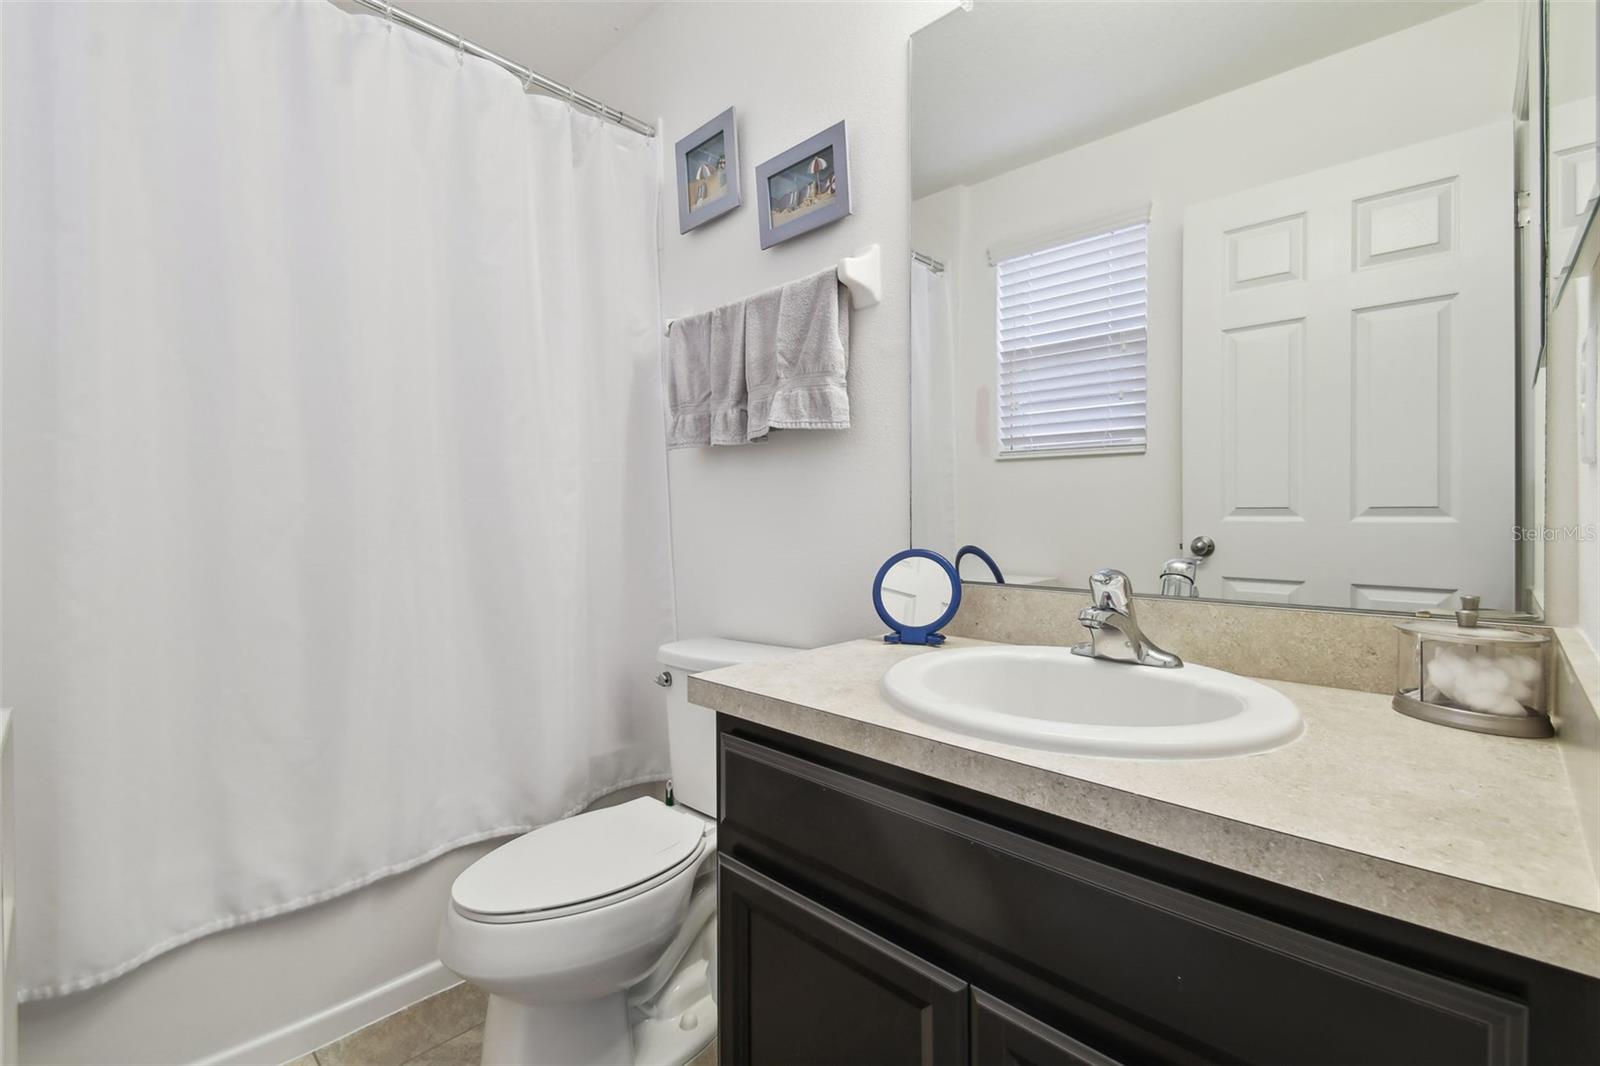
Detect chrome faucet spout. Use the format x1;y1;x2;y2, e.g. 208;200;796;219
1071;569;1183;668
1159;556;1200;598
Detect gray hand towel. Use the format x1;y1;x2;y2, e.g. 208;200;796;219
707;302;750;446
744;266;850;441
664;310;712;449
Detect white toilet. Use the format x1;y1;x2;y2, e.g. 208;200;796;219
438;638;795;1066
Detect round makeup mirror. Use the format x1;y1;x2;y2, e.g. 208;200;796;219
873;549;961;645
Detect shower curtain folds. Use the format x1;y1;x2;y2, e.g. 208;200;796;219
1;0;673;999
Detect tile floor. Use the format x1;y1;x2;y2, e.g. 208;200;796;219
284;982;485;1066
284;982;718;1066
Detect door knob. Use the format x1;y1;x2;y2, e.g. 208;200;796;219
1189;535;1215;558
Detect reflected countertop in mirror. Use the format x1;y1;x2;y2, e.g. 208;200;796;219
909;0;1557;618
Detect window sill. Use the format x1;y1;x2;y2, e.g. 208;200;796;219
994;444;1147;462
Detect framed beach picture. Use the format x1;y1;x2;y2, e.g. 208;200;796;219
755;120;852;249
676;107;741;234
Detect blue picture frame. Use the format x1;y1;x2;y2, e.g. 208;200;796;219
755;120;852;249
676;107;741;234
872;548;961;646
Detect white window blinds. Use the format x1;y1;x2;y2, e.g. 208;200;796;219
995;217;1148;457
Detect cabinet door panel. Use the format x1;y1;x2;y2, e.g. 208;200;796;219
971;990;1122;1066
719;856;969;1066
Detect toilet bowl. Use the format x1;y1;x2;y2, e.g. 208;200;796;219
439;798;716;1065
438;638;796;1066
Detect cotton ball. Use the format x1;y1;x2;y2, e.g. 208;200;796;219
1486;694;1526;716
1430;650;1530;716
1426;652;1464;705
1504;655;1541;682
1502;657;1540;701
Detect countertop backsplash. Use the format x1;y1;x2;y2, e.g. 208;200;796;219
945;583;1408;694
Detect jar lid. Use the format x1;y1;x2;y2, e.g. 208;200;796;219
1394;619;1548;645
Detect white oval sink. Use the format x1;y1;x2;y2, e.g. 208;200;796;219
882;645;1303;759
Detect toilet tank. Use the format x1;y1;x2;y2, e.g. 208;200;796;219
657;639;798;817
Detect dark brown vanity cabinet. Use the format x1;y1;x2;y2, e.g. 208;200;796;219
970;991;1123;1066
719;857;969;1065
715;718;1600;1066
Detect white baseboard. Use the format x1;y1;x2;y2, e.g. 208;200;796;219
194;960;459;1066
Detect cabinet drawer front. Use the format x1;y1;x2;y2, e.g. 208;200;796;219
719;856;969;1066
721;734;1529;1066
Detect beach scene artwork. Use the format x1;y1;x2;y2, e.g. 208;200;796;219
754;121;848;247
766;145;837;226
685;130;729;211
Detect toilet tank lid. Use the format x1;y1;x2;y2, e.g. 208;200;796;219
657;638;800;673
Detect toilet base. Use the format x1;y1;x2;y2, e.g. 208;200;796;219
630;990;715;1066
483;992;631;1066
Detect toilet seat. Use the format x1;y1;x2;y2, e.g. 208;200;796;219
450;798;708;925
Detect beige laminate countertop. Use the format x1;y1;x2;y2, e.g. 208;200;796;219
690;637;1600;978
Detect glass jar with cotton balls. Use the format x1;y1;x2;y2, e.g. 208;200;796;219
1393;618;1552;738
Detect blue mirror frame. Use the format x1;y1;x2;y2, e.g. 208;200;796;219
954;544;1005;584
872;548;961;646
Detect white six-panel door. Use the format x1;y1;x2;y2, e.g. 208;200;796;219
1549;97;1598;282
1182;121;1514;611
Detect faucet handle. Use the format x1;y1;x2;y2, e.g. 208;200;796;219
1087;568;1134;612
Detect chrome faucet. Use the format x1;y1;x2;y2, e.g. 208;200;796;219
1159;556;1200;597
1072;569;1183;668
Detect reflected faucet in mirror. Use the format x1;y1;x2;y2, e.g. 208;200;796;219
1159;557;1199;598
1073;569;1182;669
1158;535;1213;597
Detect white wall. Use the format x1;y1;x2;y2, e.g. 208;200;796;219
1545;251;1600;650
0;10;12;1062
581;1;954;651
910;185;965;562
915;1;1519;589
1580;300;1599;649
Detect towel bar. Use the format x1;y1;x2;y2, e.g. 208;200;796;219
664;243;882;335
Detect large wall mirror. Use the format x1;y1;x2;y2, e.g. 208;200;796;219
909;0;1577;617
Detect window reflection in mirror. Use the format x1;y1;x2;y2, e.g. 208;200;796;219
910;0;1554;616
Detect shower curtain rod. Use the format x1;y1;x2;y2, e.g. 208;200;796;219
348;0;655;138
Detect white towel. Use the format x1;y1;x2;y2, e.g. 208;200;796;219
744;267;850;440
664;310;712;449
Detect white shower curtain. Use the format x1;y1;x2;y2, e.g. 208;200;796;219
2;0;673;999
